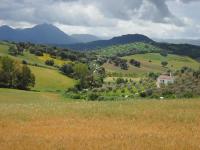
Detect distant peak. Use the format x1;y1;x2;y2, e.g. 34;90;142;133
33;23;57;28
0;25;13;30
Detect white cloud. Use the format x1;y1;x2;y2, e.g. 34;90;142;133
0;0;199;38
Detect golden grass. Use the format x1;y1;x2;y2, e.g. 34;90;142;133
38;54;71;67
1;88;200;150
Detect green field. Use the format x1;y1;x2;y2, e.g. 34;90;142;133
0;88;200;150
104;53;200;76
0;43;76;92
30;66;76;91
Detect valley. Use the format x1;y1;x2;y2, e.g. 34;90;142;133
0;31;200;150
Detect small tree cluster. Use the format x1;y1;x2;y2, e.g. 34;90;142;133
161;61;168;67
45;59;54;66
129;59;141;68
0;57;35;90
109;57;128;70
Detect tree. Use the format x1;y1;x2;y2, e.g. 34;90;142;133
130;59;141;68
15;65;35;90
16;43;24;55
45;59;54;66
73;63;89;79
0;57;35;90
161;61;168;67
35;51;43;56
60;64;74;76
8;46;18;56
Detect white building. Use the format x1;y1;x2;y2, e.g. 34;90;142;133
156;74;174;88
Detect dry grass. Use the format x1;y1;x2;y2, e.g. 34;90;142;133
1;88;200;150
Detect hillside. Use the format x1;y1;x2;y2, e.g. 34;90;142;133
65;34;154;51
103;53;200;76
0;24;78;44
0;42;76;91
98;42;161;56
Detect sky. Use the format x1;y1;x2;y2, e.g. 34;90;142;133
0;0;199;39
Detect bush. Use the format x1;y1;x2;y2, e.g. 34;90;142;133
161;61;168;67
87;93;99;101
45;59;54;66
35;51;43;56
0;57;35;90
60;64;74;76
116;78;127;84
22;60;28;64
130;59;141;68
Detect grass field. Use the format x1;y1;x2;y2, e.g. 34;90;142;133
0;88;200;149
104;53;200;76
0;43;76;91
30;66;76;91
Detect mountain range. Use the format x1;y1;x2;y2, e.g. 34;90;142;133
0;24;101;44
154;38;200;46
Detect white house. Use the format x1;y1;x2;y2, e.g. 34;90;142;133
156;74;174;88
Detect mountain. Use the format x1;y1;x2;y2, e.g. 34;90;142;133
65;34;154;51
0;24;78;44
71;34;101;43
154;38;200;46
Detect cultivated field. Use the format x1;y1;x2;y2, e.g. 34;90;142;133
0;88;200;150
104;53;200;76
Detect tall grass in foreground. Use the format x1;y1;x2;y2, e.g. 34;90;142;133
0;88;200;150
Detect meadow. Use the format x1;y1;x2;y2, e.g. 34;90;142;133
104;53;200;76
0;88;200;150
0;43;76;92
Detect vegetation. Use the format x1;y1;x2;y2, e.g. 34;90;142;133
0;39;200;149
161;61;168;67
0;56;35;90
45;59;54;66
30;66;76;91
1;88;200;149
98;42;161;56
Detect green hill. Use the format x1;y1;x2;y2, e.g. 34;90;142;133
30;66;76;91
0;42;76;91
98;42;161;56
103;53;200;77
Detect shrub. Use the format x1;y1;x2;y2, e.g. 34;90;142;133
116;78;127;84
60;64;74;76
161;61;168;67
0;57;35;90
45;59;54;66
22;60;28;64
35;51;43;56
87;93;99;101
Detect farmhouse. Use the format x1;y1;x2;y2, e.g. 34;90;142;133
156;74;174;88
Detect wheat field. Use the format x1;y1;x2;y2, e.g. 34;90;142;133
0;88;200;150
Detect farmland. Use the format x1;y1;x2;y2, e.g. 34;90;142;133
104;53;200;76
0;88;200;150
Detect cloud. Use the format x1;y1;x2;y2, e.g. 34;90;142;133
0;0;199;38
0;0;186;26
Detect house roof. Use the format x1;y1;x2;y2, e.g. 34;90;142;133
158;75;174;80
